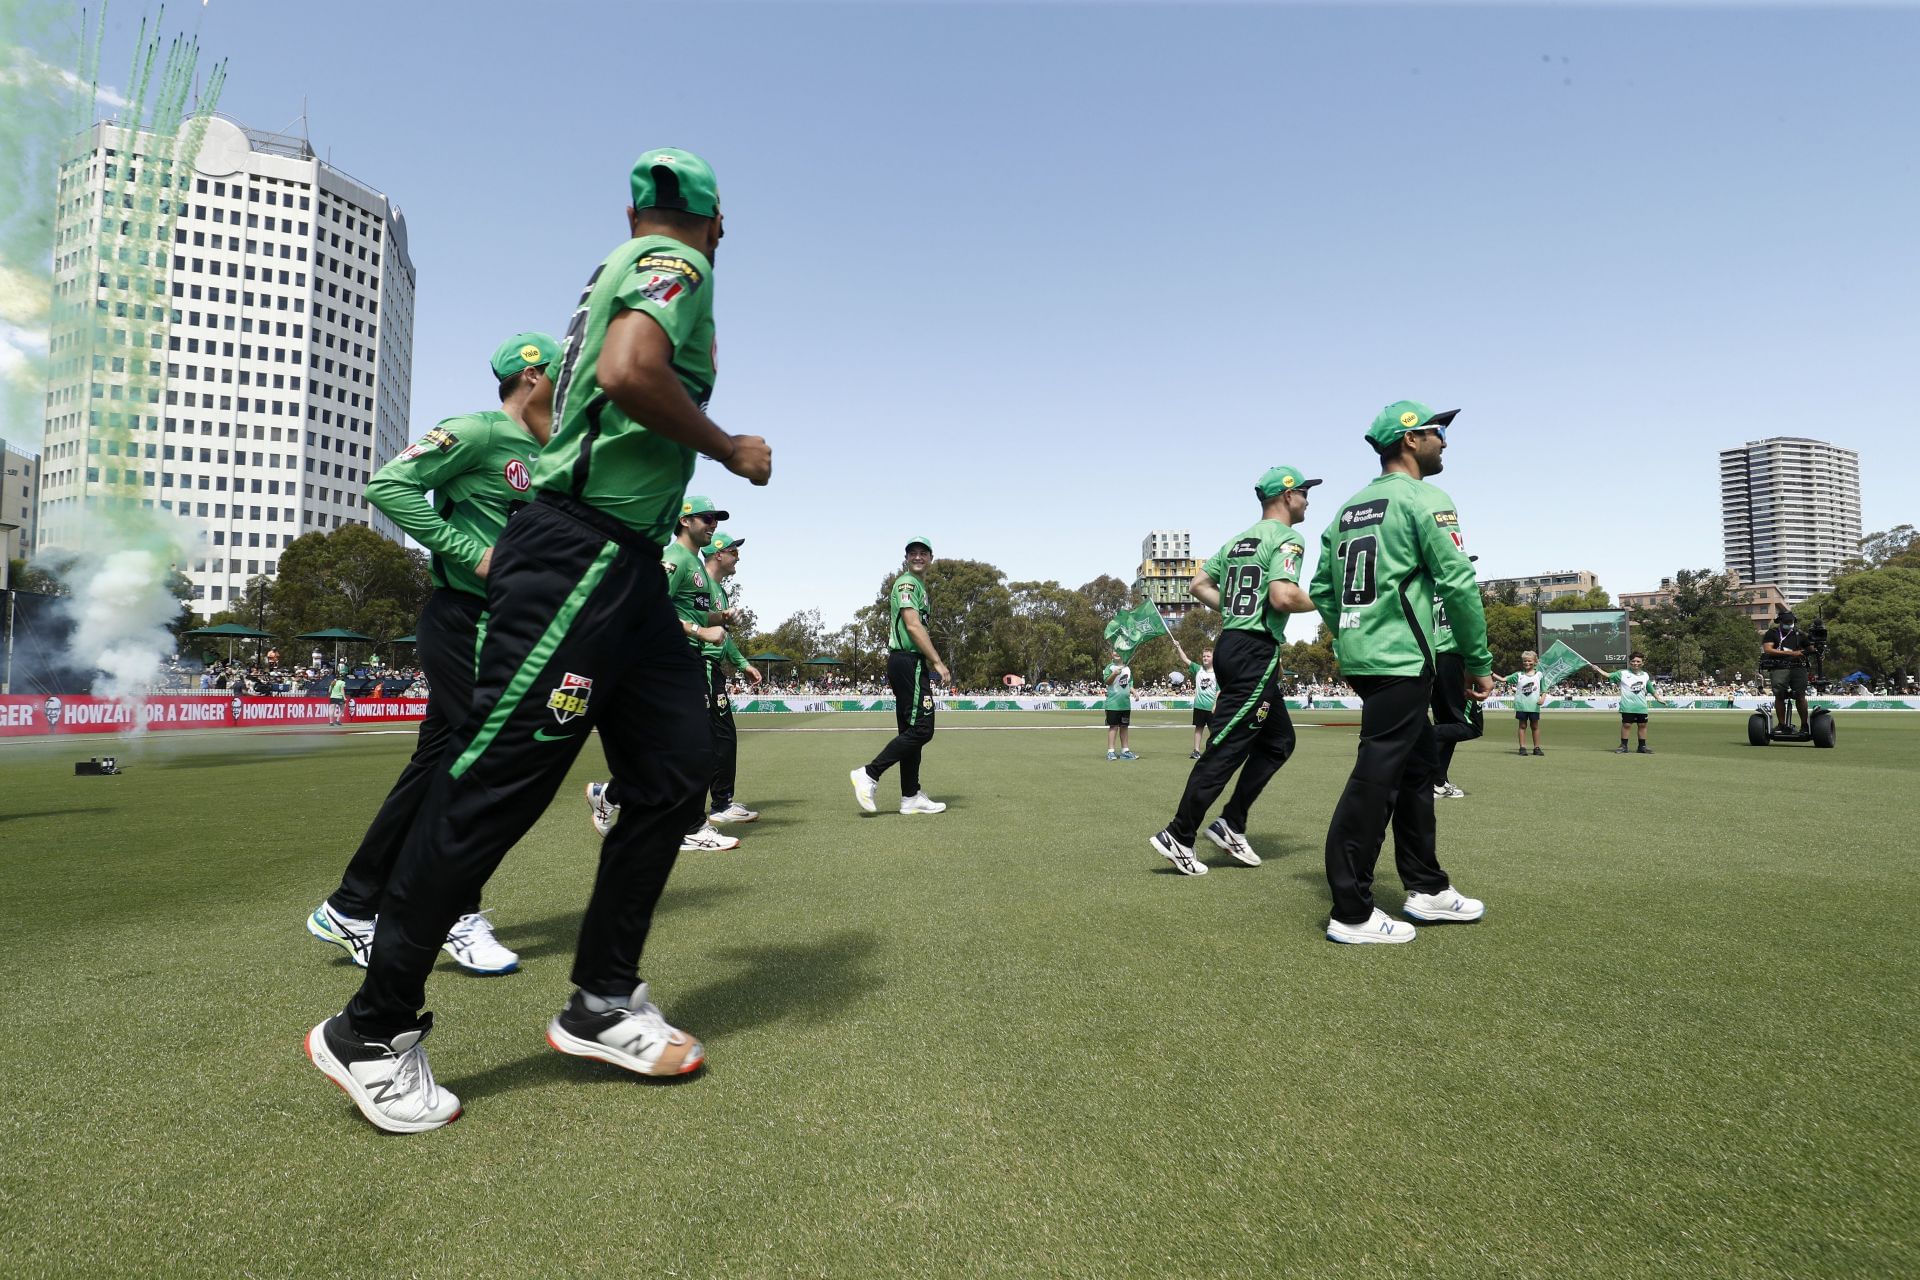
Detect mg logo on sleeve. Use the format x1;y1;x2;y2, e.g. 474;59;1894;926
547;672;594;723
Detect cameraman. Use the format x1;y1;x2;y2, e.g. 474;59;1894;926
1761;609;1811;731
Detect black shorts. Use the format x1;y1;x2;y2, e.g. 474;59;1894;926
1191;707;1213;727
1105;709;1131;728
1620;712;1649;725
1514;710;1540;723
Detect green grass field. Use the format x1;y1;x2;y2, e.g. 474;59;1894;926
1;710;1915;1277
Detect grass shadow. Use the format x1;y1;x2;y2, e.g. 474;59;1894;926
0;808;111;824
495;883;750;962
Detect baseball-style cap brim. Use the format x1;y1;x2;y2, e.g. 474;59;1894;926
489;331;563;380
708;532;744;554
631;148;721;219
905;537;934;556
680;495;730;521
1365;400;1460;449
1256;464;1322;498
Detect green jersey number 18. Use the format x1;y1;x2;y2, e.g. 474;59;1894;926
1224;564;1264;618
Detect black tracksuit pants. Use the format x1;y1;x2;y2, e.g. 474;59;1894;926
1324;673;1454;925
1430;652;1484;782
345;495;712;1040
865;650;934;797
1169;630;1295;846
706;658;736;811
328;588;485;920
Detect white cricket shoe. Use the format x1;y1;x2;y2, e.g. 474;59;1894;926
307;901;375;969
1434;782;1466;799
679;824;741;852
900;792;947;815
1148;829;1207;876
306;1014;461;1133
850;767;878;813
1402;886;1486;923
442;910;519;974
1326;909;1417;944
546;983;705;1078
585;781;619;836
710;801;759;824
1204;818;1262;867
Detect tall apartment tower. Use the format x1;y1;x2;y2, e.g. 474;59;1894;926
37;114;414;617
1133;529;1200;617
1718;437;1861;605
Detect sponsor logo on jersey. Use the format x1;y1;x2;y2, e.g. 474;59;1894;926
634;255;703;290
1341;501;1388;529
1433;510;1459;527
1230;537;1261;558
547;672;594;724
396;426;459;462
1280;544;1302;577
504;459;532;491
639;274;686;305
692;571;705;588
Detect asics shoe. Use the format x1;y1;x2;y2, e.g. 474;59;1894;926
585;782;619;837
305;1013;461;1133
1326;909;1417;945
850;767;879;813
900;792;947;815
709;801;759;824
546;984;705;1078
1203;818;1261;867
1148;829;1207;876
680;824;741;852
307;901;375;969
443;910;519;975
1402;886;1486;923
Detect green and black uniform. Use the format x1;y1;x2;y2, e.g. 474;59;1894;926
346;235;719;1040
659;538;725;830
1429;587;1484;784
864;571;936;797
1310;472;1492;926
327;410;541;920
1166;519;1304;846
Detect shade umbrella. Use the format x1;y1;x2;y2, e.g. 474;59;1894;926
804;655;843;665
296;627;375;670
184;621;272;663
391;635;418;644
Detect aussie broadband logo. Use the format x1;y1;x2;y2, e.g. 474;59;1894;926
547;672;593;723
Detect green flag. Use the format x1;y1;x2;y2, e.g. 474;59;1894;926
1537;639;1591;690
1104;602;1170;658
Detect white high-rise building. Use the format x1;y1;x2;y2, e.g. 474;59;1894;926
37;114;414;617
1719;436;1861;605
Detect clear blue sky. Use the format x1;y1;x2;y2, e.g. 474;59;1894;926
56;2;1920;637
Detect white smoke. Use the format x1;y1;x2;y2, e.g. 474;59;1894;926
52;507;197;717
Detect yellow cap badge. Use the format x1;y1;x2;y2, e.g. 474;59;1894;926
519;344;542;364
1400;410;1420;428
682;501;694;514
1282;474;1297;489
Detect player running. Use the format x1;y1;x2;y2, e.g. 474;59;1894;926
1607;652;1665;753
1149;466;1318;876
1311;402;1490;943
305;148;771;1133
1102;648;1136;760
701;531;763;822
852;538;950;814
306;330;557;977
1502;649;1546;755
1172;638;1217;760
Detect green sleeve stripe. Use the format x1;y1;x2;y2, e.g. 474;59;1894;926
449;543;620;780
1209;646;1281;747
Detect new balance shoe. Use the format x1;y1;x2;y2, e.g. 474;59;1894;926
1402;886;1486;923
1148;829;1207;876
443;910;519;975
709;801;759;824
900;792;947;815
546;983;705;1078
1434;782;1466;799
1326;909;1417;945
1118;749;1139;761
305;1013;461;1133
850;766;879;813
585;781;619;837
1203;818;1261;867
680;824;741;852
307;901;375;969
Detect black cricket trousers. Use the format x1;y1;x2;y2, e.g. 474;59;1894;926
1169;629;1295;846
1324;673;1453;926
346;495;713;1040
1430;651;1484;782
865;650;934;797
328;588;485;920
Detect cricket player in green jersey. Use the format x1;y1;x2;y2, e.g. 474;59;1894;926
1170;638;1217;760
1102;649;1136;760
1502;650;1547;754
1150;466;1318;876
308;148;772;1133
1606;651;1665;753
852;537;951;815
306;331;557;978
699;531;762;822
1310;402;1490;943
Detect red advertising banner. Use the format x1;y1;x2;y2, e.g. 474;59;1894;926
0;695;427;738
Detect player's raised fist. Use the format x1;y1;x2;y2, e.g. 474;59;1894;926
724;435;772;485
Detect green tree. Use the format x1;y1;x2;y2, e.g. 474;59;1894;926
1632;569;1755;679
259;525;432;655
1482;600;1536;675
1798;567;1920;681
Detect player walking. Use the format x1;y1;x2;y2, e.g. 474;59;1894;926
852;538;950;814
1311;402;1490;943
305;148;771;1132
1502;650;1547;754
1149;466;1318;876
306;331;557;977
1607;652;1665;753
1102;648;1136;760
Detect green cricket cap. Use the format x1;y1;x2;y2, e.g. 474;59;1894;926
631;148;721;219
679;494;730;522
1365;400;1459;450
1256;465;1321;498
708;531;744;554
489;331;562;380
905;536;934;556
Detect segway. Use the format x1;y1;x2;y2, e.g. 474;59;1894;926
1747;704;1836;748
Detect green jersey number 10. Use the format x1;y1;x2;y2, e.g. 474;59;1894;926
1336;535;1378;607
